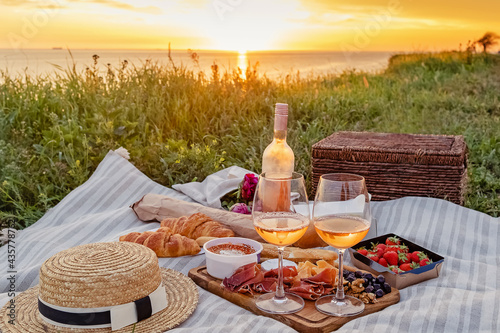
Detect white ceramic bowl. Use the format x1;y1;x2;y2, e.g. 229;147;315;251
204;237;263;280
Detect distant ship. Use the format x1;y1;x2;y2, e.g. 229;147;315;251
52;47;63;50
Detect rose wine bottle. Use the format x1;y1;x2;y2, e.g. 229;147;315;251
261;103;294;211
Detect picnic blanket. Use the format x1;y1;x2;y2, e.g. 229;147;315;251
1;150;499;332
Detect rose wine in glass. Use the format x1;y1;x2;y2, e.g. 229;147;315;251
312;173;371;317
252;172;310;314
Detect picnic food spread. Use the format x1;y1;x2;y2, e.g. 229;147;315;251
0;103;447;333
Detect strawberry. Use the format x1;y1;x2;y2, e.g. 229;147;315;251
375;243;387;252
410;251;427;263
383;251;399;266
388;265;403;274
378;258;388;267
420;258;432;266
398;252;412;265
367;252;380;262
358;249;368;256
374;246;385;257
385;236;401;246
386;245;409;254
399;263;412;271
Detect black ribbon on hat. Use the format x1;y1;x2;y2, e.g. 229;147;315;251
38;295;153;327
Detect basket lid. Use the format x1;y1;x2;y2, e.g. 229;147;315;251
312;131;467;166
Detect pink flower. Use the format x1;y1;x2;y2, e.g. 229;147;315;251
241;173;258;201
230;203;251;214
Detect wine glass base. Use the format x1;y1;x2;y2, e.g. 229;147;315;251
315;295;365;317
255;292;305;314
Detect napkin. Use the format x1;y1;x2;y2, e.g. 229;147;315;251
172;166;256;209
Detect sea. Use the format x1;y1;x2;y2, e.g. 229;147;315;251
0;49;395;79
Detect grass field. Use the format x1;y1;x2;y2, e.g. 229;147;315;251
1;51;499;229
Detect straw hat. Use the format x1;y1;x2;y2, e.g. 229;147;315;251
0;242;198;333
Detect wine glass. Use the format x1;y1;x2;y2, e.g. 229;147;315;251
252;172;310;314
312;173;371;316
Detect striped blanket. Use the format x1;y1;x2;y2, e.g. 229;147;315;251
0;151;498;332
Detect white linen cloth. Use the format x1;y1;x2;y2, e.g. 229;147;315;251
172;166;256;208
0;150;499;332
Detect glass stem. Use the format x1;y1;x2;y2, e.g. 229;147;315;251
275;246;285;299
336;249;345;300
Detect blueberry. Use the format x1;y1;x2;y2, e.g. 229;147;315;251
375;289;385;298
383;282;392;293
343;270;350;278
355;270;363;278
346;274;356;282
373;283;381;291
365;285;374;293
362;278;368;285
364;273;373;280
377;275;385;284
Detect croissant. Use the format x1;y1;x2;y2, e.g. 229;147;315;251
160;213;234;239
119;227;200;257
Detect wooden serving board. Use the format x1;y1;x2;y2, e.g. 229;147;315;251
188;266;400;332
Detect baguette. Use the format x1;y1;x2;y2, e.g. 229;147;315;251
161;213;234;239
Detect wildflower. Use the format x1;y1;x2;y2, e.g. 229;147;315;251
175;159;180;164
230;203;251;214
2;180;7;187
240;173;258;201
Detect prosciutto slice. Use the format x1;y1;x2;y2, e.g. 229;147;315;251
264;266;298;284
288;281;324;300
287;268;335;300
222;263;261;292
253;278;277;293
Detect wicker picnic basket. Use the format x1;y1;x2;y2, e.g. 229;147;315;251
311;131;468;205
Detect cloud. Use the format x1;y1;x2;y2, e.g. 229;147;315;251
299;0;500;25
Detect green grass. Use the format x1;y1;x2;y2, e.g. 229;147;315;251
1;51;500;229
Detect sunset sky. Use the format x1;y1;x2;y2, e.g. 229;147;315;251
1;0;499;52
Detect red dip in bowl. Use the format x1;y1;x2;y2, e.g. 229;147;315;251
207;243;256;256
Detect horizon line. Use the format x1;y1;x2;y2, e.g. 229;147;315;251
0;47;474;54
